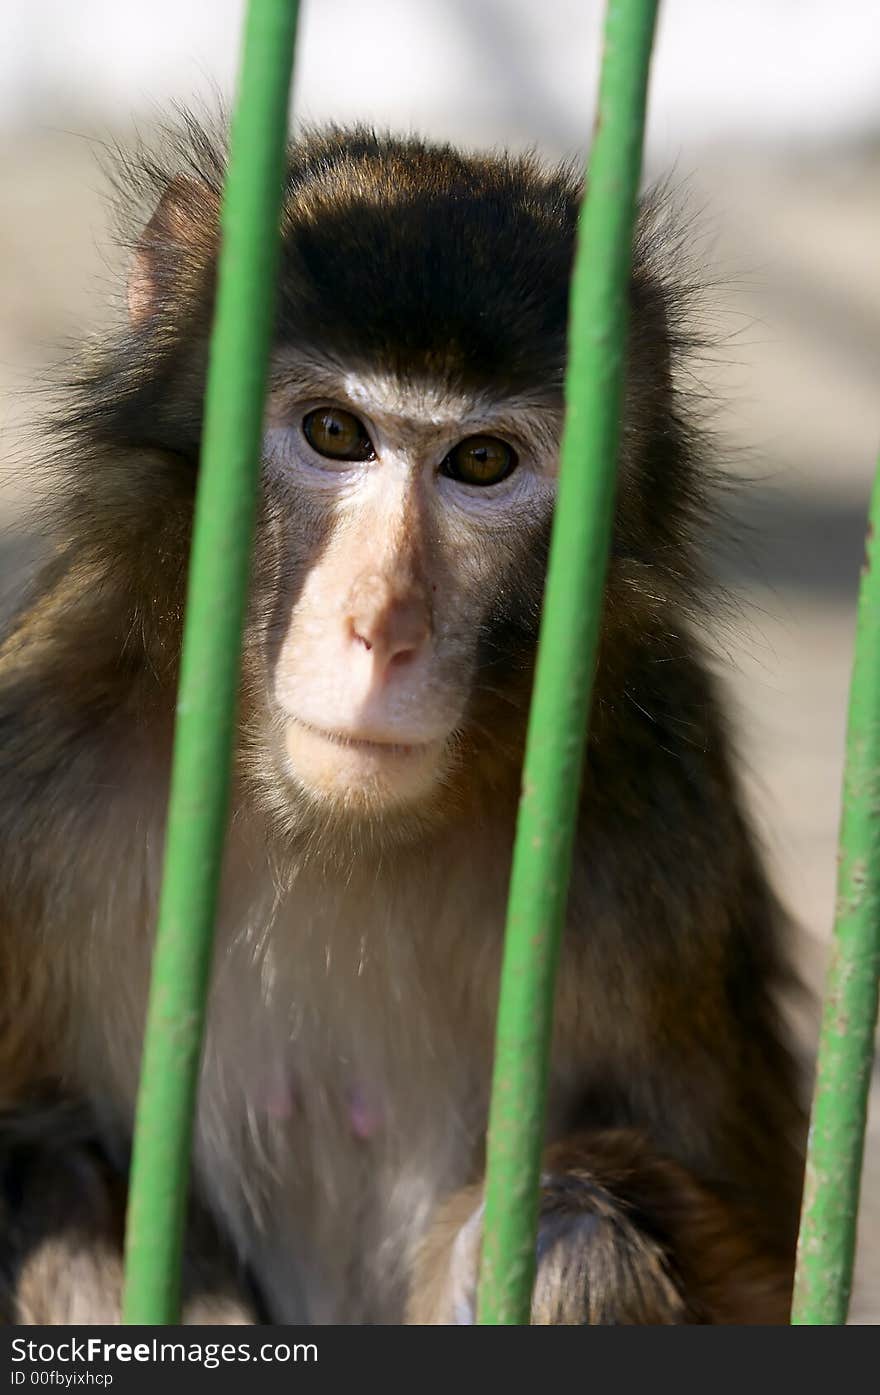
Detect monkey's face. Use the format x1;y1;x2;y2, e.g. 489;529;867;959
252;359;559;817
113;131;683;827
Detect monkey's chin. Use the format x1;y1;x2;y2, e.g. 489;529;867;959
282;719;447;812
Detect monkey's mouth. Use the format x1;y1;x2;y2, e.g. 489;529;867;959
282;718;447;807
291;718;435;758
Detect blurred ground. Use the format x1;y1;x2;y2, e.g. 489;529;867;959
0;126;877;1322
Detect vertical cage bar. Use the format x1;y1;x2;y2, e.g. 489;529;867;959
122;0;300;1324
792;454;880;1324
476;0;659;1325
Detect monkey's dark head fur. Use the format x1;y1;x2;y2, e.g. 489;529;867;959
107;119;676;387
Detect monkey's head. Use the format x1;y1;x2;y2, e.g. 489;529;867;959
66;126;703;832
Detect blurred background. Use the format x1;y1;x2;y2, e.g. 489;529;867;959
0;0;877;1321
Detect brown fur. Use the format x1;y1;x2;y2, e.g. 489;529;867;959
0;122;804;1324
409;1130;792;1324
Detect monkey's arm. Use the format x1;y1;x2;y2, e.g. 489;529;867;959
407;1128;793;1325
0;588;253;1326
0;1100;258;1325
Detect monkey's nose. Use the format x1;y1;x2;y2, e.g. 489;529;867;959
349;593;431;676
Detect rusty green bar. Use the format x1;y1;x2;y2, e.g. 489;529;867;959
122;0;299;1324
476;0;659;1325
792;455;880;1324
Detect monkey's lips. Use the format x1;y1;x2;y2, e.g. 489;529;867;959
283;718;447;807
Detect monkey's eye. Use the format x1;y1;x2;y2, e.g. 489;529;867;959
441;436;518;487
302;408;375;462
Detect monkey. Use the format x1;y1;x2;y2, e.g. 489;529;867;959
0;119;805;1325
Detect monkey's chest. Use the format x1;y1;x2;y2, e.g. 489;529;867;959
191;876;500;1323
199;1003;488;1322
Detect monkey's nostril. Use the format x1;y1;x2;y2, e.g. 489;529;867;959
388;646;416;669
348;618;373;653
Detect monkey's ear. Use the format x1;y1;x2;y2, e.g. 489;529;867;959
128;175;220;326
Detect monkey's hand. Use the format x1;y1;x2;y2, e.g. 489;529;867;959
408;1128;791;1325
0;1100;258;1325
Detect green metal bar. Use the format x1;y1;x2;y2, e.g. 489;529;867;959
122;0;299;1324
791;455;880;1325
476;0;659;1326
